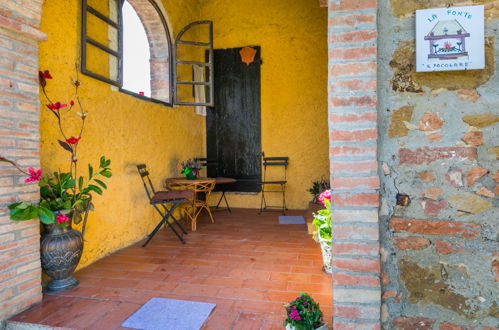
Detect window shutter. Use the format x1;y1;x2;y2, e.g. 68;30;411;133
81;0;123;87
173;21;214;107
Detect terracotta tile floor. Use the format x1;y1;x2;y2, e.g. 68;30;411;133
9;209;332;329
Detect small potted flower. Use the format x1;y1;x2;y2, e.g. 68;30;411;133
180;158;205;180
283;293;327;330
312;189;332;274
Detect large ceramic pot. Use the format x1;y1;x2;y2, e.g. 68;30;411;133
40;223;83;292
319;237;332;275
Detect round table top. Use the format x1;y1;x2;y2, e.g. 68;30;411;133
165;177;216;185
214;177;237;184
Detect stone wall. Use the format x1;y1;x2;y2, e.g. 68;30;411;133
0;0;45;321
378;0;499;328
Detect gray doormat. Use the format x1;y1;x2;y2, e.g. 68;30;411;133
121;297;216;330
278;215;306;224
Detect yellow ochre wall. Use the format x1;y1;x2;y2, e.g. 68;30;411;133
39;0;328;268
199;0;329;210
39;0;205;268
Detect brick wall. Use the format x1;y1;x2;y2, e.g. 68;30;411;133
327;0;381;328
0;0;45;321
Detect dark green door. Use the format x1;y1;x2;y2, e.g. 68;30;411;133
206;46;261;192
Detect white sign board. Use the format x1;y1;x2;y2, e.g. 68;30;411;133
416;5;484;72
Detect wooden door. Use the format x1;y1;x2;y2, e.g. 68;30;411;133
206;46;261;192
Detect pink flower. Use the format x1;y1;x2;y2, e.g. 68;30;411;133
444;41;452;49
70;100;75;106
289;308;301;320
24;168;42;183
318;189;332;206
56;214;69;224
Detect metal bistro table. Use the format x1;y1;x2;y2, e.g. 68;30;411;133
165;177;216;231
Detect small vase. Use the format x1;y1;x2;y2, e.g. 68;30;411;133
186;171;198;180
40;222;83;292
319;237;332;274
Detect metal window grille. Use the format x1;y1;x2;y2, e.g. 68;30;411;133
174;21;214;107
81;0;123;87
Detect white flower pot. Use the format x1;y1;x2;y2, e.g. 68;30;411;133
319;237;332;274
286;322;329;330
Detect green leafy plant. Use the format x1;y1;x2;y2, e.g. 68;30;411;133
312;190;332;244
283;292;324;330
1;69;112;227
308;178;330;203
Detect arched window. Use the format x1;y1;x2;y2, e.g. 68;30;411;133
81;0;212;107
125;0;172;102
122;1;151;97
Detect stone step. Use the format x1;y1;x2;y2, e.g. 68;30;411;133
4;321;70;330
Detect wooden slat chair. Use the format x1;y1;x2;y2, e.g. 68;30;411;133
168;179;216;231
259;153;289;214
137;164;193;245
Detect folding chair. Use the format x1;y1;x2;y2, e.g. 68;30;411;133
259;153;289;215
195;158;236;212
137;164;193;246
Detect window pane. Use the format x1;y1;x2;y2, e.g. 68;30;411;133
122;1;151;97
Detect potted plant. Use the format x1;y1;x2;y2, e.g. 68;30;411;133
0;69;112;292
283;292;327;330
308;178;330;204
312;189;332;274
180;158;205;179
305;178;330;234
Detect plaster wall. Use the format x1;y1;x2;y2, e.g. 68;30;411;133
39;0;205;268
378;0;499;328
198;0;329;210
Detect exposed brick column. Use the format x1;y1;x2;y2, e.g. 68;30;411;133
327;0;381;328
0;1;46;321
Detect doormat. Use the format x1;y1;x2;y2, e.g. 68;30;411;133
278;216;306;224
121;297;216;330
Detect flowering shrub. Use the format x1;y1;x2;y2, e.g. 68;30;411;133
0;69;112;227
312;189;332;245
283;292;324;329
317;189;331;205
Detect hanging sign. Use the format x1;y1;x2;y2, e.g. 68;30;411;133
239;47;257;66
416;5;484;72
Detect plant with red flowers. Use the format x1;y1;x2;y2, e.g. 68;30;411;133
1;70;112;226
283;293;325;330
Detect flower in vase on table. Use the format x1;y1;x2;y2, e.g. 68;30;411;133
180;158;205;179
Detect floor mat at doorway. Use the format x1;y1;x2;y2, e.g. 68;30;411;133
278;215;306;224
121;297;216;330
